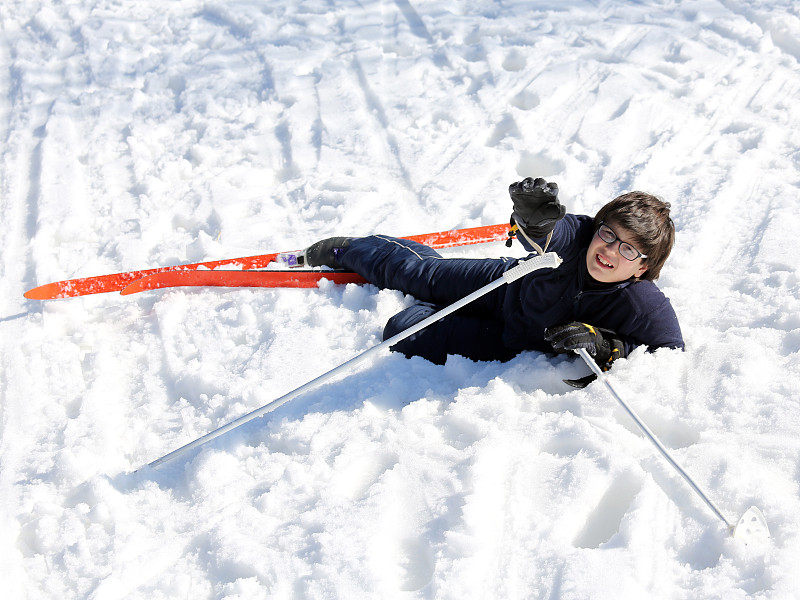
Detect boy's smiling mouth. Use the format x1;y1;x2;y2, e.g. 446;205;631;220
596;254;614;269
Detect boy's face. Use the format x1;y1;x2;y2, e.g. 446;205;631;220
586;220;649;283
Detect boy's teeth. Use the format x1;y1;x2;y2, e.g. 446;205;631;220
598;255;612;267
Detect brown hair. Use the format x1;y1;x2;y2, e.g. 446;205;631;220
593;192;675;281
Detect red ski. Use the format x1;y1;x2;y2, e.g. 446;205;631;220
120;270;369;295
25;223;509;300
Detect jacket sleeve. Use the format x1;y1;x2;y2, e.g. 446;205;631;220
517;214;593;261
617;285;685;354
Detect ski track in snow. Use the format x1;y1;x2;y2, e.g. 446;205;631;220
2;0;800;598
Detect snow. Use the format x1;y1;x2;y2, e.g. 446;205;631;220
1;0;799;597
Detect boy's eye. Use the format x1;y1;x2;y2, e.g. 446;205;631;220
618;243;639;261
597;225;616;243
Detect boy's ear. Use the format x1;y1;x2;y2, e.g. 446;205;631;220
634;263;648;278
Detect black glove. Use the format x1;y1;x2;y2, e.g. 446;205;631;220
508;177;566;238
303;237;353;269
543;322;627;371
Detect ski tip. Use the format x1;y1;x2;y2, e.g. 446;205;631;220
24;283;60;300
120;273;184;295
120;279;149;295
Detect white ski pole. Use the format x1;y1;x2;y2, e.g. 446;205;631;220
144;252;562;470
576;348;769;541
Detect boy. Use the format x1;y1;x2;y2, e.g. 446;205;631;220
303;178;684;379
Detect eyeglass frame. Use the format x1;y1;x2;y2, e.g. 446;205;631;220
595;222;648;261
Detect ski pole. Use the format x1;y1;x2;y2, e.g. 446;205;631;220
576;348;769;541
144;252;562;470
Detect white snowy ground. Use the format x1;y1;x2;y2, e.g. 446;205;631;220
2;0;800;597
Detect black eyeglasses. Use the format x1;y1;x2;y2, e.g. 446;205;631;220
596;222;648;261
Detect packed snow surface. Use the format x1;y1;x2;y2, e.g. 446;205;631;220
2;0;800;598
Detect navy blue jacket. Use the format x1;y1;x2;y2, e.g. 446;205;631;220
339;214;684;362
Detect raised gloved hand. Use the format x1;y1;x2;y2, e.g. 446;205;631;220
508;177;566;238
543;322;627;371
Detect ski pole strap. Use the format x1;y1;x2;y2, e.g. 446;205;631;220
507;223;554;256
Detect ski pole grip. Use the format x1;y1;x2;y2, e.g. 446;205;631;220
502;252;562;283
